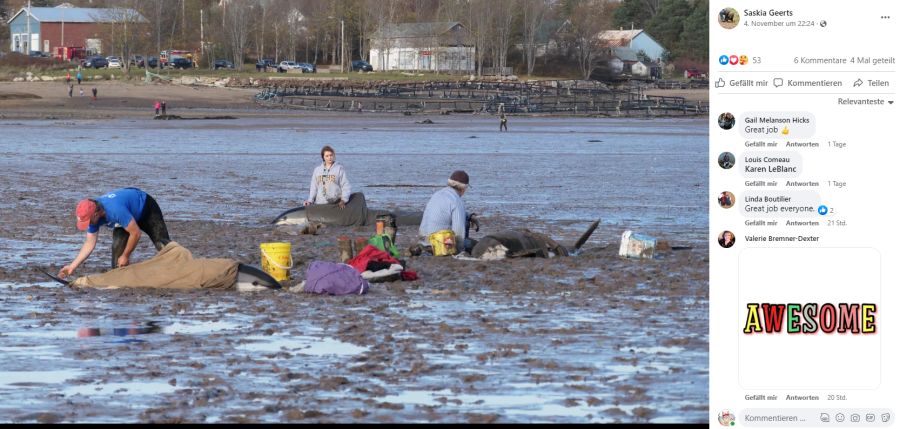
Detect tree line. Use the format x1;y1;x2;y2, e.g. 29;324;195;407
2;0;708;78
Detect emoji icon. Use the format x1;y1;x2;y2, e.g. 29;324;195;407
729;55;739;65
836;413;845;422
719;55;729;65
782;126;789;135
739;55;749;65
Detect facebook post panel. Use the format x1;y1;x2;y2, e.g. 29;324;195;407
711;1;897;428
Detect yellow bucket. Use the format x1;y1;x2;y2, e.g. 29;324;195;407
260;242;293;281
428;230;456;256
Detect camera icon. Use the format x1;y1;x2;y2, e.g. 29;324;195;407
850;413;860;422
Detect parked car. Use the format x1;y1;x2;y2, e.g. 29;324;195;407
129;55;145;67
29;50;49;58
106;56;122;68
82;56;109;68
297;62;316;73
351;60;373;72
147;57;159;68
255;58;276;72
214;59;235;70
169;57;193;69
278;61;303;73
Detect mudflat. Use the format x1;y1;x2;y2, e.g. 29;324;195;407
0;91;709;423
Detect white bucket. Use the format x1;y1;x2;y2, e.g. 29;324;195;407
618;230;657;259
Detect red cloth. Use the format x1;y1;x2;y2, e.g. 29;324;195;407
401;270;418;281
347;245;399;273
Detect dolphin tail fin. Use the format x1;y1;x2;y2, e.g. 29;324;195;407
572;218;601;253
40;268;72;286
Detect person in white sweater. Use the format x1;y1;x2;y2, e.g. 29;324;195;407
305;145;352;209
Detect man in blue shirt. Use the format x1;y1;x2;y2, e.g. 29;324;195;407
58;187;171;278
418;171;479;254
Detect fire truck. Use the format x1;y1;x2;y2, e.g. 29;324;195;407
159;50;196;67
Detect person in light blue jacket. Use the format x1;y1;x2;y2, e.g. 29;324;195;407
306;145;351;209
419;170;472;252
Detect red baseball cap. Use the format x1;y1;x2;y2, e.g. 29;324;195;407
75;199;97;230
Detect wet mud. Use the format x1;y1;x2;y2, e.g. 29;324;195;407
0;116;708;423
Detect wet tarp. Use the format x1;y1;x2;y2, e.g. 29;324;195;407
471;230;569;259
304;192;423;226
72;241;238;290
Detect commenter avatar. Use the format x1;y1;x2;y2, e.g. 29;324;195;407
718;231;736;248
718;152;736;169
718;112;736;130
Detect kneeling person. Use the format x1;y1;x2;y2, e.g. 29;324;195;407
59;187;171;278
419;170;473;253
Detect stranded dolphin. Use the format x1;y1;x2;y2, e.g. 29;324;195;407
273;192;422;228
51;242;282;291
471;219;600;260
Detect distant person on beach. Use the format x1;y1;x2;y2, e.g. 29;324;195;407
154;100;161;116
161;101;167;115
305;145;351;209
91;87;97;100
58;187;172;278
500;114;508;131
68;84;73;98
66;72;71;84
79;87;84;97
76;71;82;85
419;170;471;253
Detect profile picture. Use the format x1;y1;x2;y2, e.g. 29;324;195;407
718;191;735;209
718;8;739;29
718;152;735;169
718;231;736;249
718;112;736;130
718;409;736;426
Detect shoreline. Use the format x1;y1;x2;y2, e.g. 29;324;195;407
1;80;708;120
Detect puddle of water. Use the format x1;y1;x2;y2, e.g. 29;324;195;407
627;346;685;354
0;281;64;289
0;369;84;389
0;238;74;270
0;345;62;358
381;388;604;420
162;321;240;335
5;329;76;340
62;381;178;397
236;335;369;356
